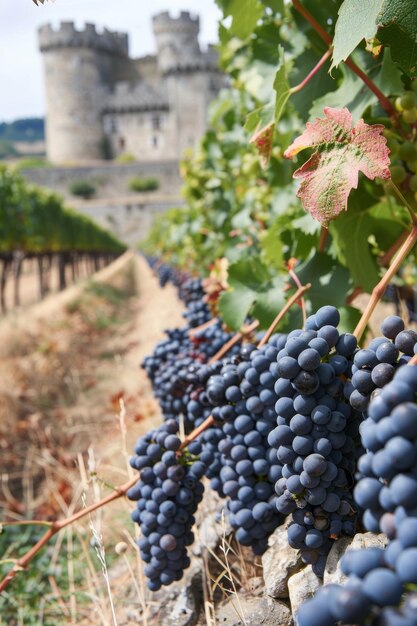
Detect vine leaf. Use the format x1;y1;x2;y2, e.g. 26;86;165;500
218;257;285;330
226;0;263;40
246;46;290;168
376;0;417;78
331;0;383;71
284;107;391;226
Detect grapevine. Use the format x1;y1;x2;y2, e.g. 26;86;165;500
4;1;417;624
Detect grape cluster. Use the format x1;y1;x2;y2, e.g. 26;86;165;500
143;319;242;428
297;366;417;626
388;82;417;196
354;365;417;535
348;315;417;412
269;306;360;573
206;336;288;553
128;421;206;591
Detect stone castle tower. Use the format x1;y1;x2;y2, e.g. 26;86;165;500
38;12;223;164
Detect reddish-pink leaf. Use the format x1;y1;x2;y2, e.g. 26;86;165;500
284;107;391;226
250;122;275;169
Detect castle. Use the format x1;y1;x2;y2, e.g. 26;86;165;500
38;12;224;164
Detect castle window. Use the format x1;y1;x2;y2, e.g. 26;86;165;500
152;115;162;131
110;117;119;133
152;135;158;148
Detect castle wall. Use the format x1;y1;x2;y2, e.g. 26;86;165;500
152;12;201;75
20;161;182;199
133;56;159;87
20;162;183;245
42;47;106;163
103;110;178;161
166;70;221;156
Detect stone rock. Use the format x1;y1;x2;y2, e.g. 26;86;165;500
246;576;265;595
324;532;388;586
161;585;199;626
262;525;303;598
215;594;293;626
323;536;353;586
159;565;202;626
288;565;322;619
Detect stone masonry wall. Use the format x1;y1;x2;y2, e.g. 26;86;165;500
21;161;182;200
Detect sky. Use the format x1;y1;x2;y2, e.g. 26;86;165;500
0;0;222;122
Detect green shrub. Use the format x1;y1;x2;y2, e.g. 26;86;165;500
0;140;18;159
128;176;159;192
69;180;96;199
116;152;136;163
15;158;51;170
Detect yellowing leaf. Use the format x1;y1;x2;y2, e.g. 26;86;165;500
249;123;274;169
284;107;390;226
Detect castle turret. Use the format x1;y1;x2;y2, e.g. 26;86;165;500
152;12;201;75
38;22;129;163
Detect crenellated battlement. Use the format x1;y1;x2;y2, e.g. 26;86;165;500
152;11;199;34
38;22;129;56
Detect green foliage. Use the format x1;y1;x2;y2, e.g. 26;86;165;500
69;180;96;199
143;0;417;330
15;157;51;170
0;118;44;143
331;0;382;70
128;176;159;192
115;152;136;164
0;525;85;625
0;140;18;159
0;166;125;254
376;0;417;78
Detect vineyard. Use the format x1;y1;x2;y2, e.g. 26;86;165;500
3;1;417;625
0;166;125;311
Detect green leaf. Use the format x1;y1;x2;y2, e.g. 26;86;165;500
246;46;290;167
331;0;383;71
228;0;264;40
296;251;351;309
260;220;286;270
273;46;291;124
218;257;286;330
218;288;257;329
375;48;404;96
329;205;381;292
338;305;362;333
261;0;284;13
310;49;403;122
251;278;287;328
376;0;417;78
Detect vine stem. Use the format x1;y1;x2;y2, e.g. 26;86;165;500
0;475;138;593
387;181;417;226
288;268;308;326
189;318;217;336
379;229;410;267
256;282;311;347
318;227;328;252
208;320;259;363
179;415;215;451
291;0;395;116
353;224;417;341
289;49;331;94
